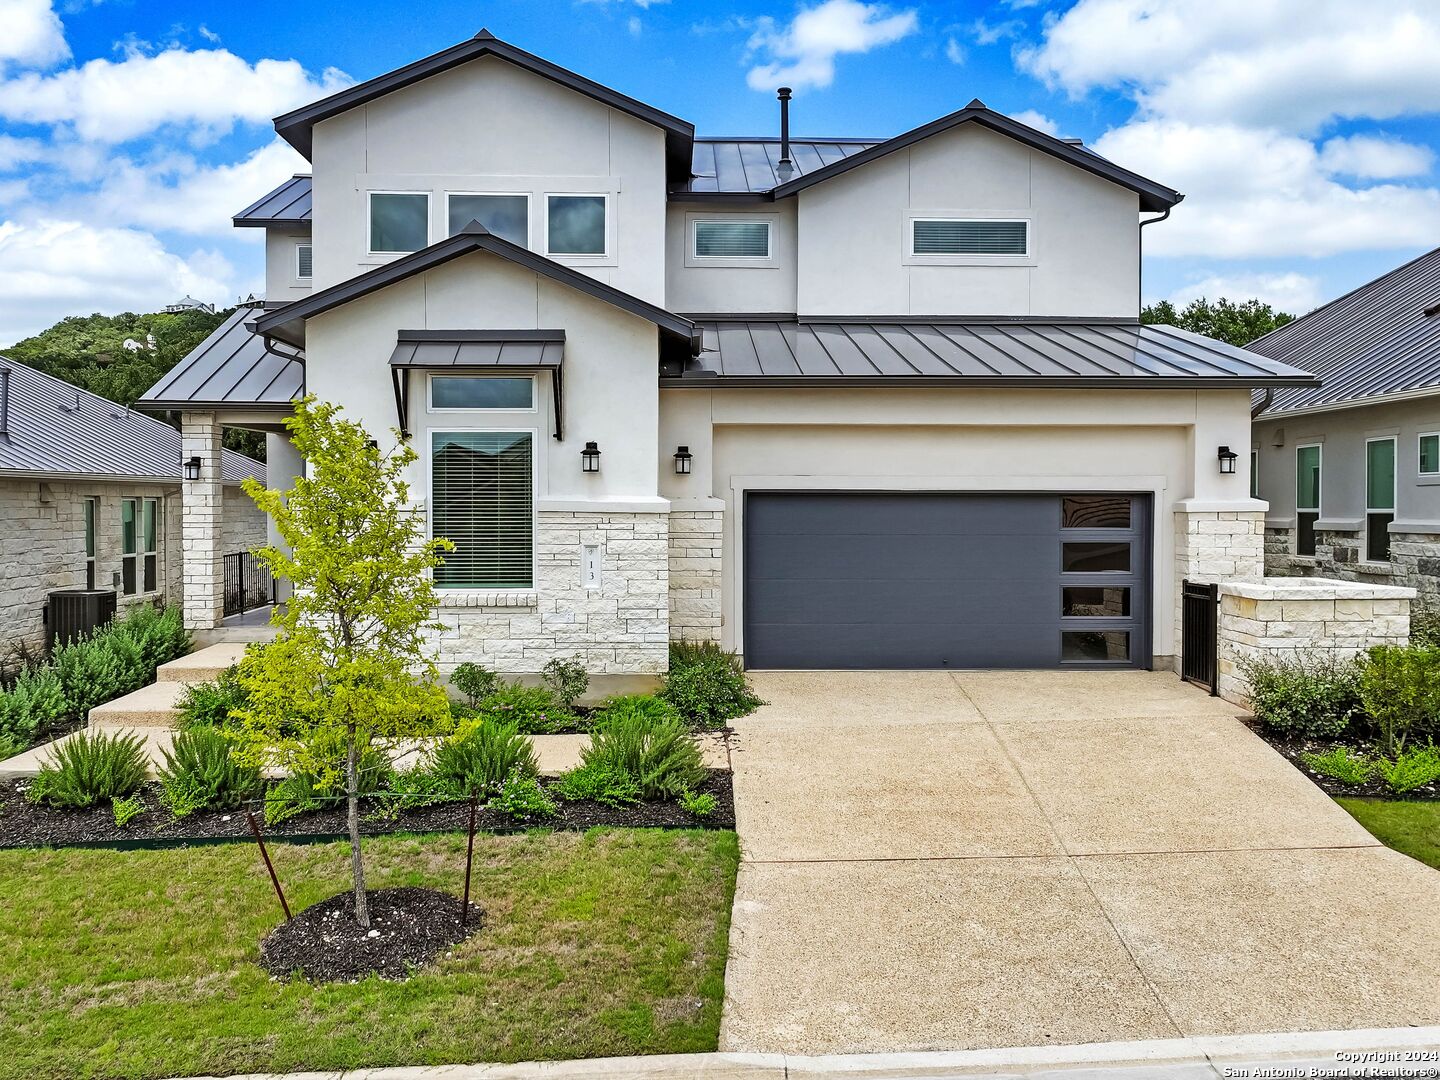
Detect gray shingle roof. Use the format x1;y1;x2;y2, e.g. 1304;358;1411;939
667;319;1317;387
233;174;312;228
140;304;304;409
0;359;264;483
1247;245;1440;415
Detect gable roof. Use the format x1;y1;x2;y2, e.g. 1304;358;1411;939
273;30;694;182
1247;245;1440;416
0;359;264;483
252;222;700;352
766;101;1182;212
141;303;304;410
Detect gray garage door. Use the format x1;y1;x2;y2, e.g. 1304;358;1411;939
743;492;1151;670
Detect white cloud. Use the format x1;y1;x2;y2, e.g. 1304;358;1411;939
745;0;918;91
0;219;235;344
1009;109;1058;136
0;133;49;171
0;44;350;143
971;17;1023;46
0;0;69;70
945;37;965;65
1319;134;1434;179
198;25;222;45
628;15;643;35
1165;272;1324;316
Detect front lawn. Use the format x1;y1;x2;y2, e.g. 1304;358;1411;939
1337;797;1440;871
0;828;739;1080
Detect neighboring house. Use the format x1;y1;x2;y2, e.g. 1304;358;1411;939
0;359;266;656
1248;246;1440;612
142;29;1318;684
164;296;216;315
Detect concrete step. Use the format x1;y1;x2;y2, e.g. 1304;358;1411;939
156;643;249;683
0;727;176;779
89;681;187;729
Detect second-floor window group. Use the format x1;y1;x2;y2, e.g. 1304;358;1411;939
369;192;607;258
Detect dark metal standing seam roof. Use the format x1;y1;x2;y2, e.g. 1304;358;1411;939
388;329;564;370
140;304;304;410
669;320;1318;388
682;139;881;195
0;359;264;483
233;174;312;228
1247;245;1440;415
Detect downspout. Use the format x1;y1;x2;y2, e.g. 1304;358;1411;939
1251;386;1273;418
0;367;9;438
1137;206;1172;313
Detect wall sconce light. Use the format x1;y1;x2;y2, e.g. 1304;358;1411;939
673;445;693;475
581;441;601;473
182;456;202;481
1217;445;1238;475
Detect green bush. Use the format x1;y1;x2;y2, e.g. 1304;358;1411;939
593;693;683;727
662;640;763;729
579;706;705;800
0;667;68;755
176;665;248;730
451;662;500;708
476;681;575;735
1359;644;1440;756
541;656;589;709
51;636;129;719
111;604;190;674
262;734;393;826
1372;744;1440;794
552;761;642;807
1299;745;1374;785
489;768;558;821
28;730;148;809
379;765;468;818
1410;607;1440;649
428;719;538;796
111;794;145;828
678;789;717;818
157;728;264;817
1238;651;1361;737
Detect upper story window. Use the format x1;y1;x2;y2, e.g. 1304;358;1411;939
448;193;528;246
369;192;429;255
546;194;606;257
694;220;771;260
1420;432;1439;476
910;218;1029;258
295;243;312;280
430;374;534;411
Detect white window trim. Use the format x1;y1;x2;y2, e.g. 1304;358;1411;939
426;373;537;414
1419;431;1440;478
1250;448;1259;500
294;242;312;286
367;190;430;257
425;426;540;591
445;191;530;246
544;192;611;261
1295;442;1322;514
686;214;778;268
903;213;1034;266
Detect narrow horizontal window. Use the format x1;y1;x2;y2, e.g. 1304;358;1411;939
1062;541;1130;573
1062;586;1131;618
448;194;528;245
1061;495;1130;529
546;194;606;256
295;243;312;279
1062;631;1130;663
694;220;770;259
1420;433;1439;476
431;376;533;411
431;431;533;589
369;192;428;254
912;219;1027;256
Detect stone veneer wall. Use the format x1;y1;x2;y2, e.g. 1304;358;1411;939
667;510;722;643
221;487;268;556
429;510;669;677
1173;509;1265;669
1264;525;1440;612
1216;578;1413;705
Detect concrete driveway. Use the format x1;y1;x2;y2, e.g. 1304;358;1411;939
720;669;1440;1056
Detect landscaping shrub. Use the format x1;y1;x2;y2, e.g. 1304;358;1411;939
1238;651;1362;737
579;705;705;800
678;789;717;818
176;665;249;730
1299;745;1374;785
1359;644;1440;756
112;604;191;673
428;719;538;796
451;662;501;708
51;635;130;720
1410;607;1440;649
662;640;763;729
1372;744;1440;794
0;667;67;757
111;794;145;828
489;768;558;821
27;730;148;809
380;765;468;817
475;681;575;735
263;735;393;827
552;760;642;807
541;656;589;709
158;728;264;817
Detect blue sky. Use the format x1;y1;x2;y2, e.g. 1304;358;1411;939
2;0;1439;343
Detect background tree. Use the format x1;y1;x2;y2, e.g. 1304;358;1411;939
1141;297;1296;347
232;397;453;927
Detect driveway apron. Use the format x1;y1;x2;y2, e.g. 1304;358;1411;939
718;669;1440;1055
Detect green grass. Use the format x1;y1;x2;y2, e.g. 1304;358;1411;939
1337;797;1440;870
0;828;739;1080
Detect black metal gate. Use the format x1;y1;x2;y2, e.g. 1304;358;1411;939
223;551;275;617
1180;579;1219;695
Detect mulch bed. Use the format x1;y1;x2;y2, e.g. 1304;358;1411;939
259;886;484;983
0;768;734;849
1247;720;1440;801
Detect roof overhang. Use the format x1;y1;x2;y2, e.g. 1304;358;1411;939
273;30;694;182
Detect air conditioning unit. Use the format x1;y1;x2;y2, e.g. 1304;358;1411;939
45;590;117;654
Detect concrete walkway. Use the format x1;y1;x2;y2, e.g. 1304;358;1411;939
720;669;1440;1056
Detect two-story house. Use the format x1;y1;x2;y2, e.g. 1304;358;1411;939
141;30;1316;689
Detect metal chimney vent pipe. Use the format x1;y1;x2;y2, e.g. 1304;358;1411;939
0;367;9;437
777;87;792;164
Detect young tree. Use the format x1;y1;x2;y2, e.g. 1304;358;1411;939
233;397;452;927
1141;297;1296;347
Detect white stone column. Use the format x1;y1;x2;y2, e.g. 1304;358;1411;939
181;412;224;629
264;431;305;604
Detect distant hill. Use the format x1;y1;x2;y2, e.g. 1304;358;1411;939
2;309;266;461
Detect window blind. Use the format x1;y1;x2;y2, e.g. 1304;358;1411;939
431;431;533;589
695;220;770;258
913;219;1027;256
296;244;313;278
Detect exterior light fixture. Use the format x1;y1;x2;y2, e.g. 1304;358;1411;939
581;441;601;473
673;445;693;475
1217;445;1238;475
182;456;202;481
